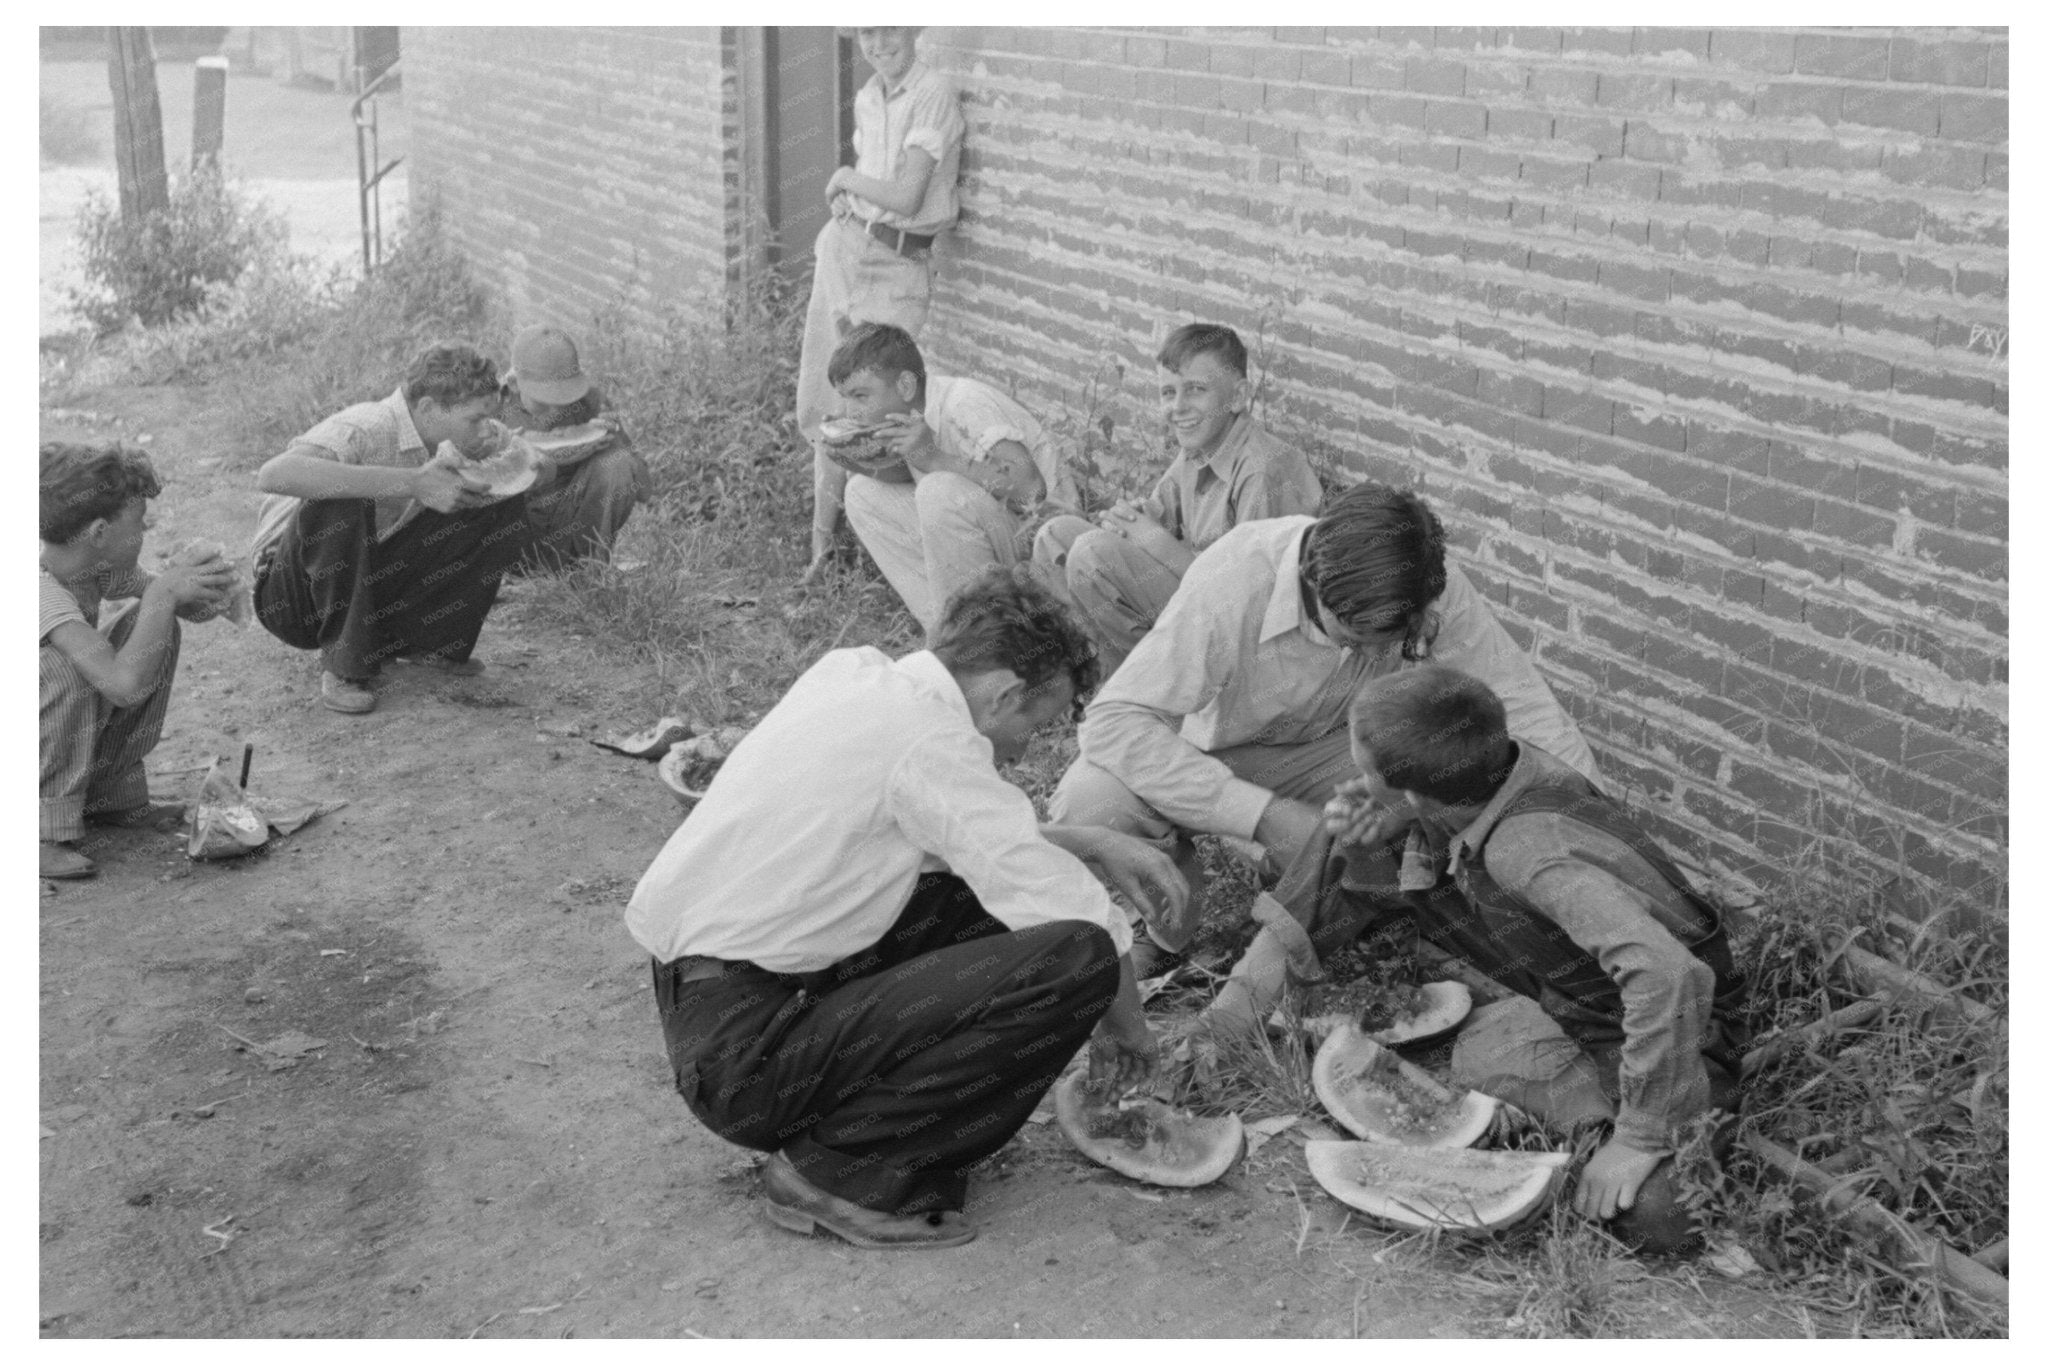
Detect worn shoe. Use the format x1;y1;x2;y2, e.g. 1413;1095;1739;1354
759;1151;975;1250
40;843;96;880
87;801;188;832
396;653;486;677
320;671;377;714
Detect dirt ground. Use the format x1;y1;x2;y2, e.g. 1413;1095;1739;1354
36;380;1834;1340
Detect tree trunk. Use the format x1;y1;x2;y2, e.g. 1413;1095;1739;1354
107;26;168;222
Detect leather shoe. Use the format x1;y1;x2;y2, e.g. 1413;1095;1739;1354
759;1151;975;1250
40;843;96;880
321;671;377;714
87;801;187;832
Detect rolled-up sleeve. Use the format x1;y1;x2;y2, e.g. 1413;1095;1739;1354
887;729;1133;955
1430;566;1600;783
1233;435;1323;523
1077;559;1274;840
901;77;964;163
1488;830;1718;1155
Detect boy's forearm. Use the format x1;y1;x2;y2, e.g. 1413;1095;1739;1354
257;450;418;502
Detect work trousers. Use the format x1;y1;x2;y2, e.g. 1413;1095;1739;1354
653;874;1119;1216
1031;515;1186;678
519;446;649;572
39;605;176;842
254;496;531;680
842;471;1029;632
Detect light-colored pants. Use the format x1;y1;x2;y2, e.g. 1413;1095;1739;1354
1031;515;1185;677
797;216;934;542
40;606;176;843
844;471;1027;633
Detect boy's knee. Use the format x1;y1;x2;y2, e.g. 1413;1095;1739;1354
912;469;989;521
1031;514;1092;568
577;448;643;505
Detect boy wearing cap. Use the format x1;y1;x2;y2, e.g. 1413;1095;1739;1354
1032;323;1323;674
499;324;652;571
822;323;1077;632
798;26;964;585
40;442;236;879
251;342;534;715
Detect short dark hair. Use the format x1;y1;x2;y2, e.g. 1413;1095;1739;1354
40;441;160;544
930;565;1100;721
1305;481;1448;661
827;322;926;401
402;342;500;409
1348;666;1514;806
1157;322;1248;378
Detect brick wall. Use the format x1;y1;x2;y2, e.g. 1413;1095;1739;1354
404;26;735;328
909;25;2006;913
403;25;2007;913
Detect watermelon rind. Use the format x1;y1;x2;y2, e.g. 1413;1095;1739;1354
1052;1071;1244;1188
1304;1139;1570;1234
1368;980;1473;1046
1312;1022;1497;1148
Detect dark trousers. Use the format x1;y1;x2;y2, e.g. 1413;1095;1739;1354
254;496;532;679
653;875;1119;1216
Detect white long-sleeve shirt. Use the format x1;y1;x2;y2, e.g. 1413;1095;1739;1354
626;648;1133;971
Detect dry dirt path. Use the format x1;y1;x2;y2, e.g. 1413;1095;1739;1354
38;382;1815;1338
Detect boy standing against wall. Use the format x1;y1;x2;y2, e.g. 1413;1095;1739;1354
798;26;965;585
40;443;236;879
1033;323;1323;673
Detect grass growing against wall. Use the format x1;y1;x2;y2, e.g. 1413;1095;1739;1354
42;208;2008;1338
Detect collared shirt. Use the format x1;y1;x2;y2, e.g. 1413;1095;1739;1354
854;59;963;235
921;376;1078;514
1398;742;1717;1155
1140;415;1323;552
626;648;1133;971
250;387;430;557
1078;516;1599;840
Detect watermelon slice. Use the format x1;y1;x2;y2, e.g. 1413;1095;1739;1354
523;420;615;458
450;439;540;496
1305;1139;1570;1234
1312;1022;1496;1148
1052;1072;1244;1188
1276;979;1474;1047
590;716;694;760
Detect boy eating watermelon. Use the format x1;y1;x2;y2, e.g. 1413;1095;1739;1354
1202;665;1746;1254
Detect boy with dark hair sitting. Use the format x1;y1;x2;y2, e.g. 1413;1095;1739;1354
1033;322;1322;673
812;322;1078;632
630;566;1182;1249
251;342;536;714
1209;664;1746;1253
39;442;236;879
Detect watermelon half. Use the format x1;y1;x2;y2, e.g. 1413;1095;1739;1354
1305;1139;1570;1234
1312;1022;1496;1148
1052;1072;1244;1188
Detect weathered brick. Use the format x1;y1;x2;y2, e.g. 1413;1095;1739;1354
1708;29;1795;74
1914;528;2006;582
1559;27;1635;58
1939;92;2007;143
1854;464;1959;525
1588;159;1662;198
1989;41;2007;88
1497;28;1562;54
1671;77;1756;117
1598;72;1671;112
1840;86;1940;135
1888;35;1990;87
1728;474;1813;532
1756;81;1841;123
1793;33;1890;81
1882;143;1987;192
1550;113;1624;156
1299;49;1353;86
1406;56;1467;97
1426;100;1490;138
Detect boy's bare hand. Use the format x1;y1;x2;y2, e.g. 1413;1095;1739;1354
1575;1137;1665;1221
154;559;235;609
410;461;489;514
873;411;939;469
1323;779;1414;848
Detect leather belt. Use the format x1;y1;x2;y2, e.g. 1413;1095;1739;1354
861;217;935;257
671;955;742;985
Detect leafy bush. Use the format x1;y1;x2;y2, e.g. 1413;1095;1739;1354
67;165;287;334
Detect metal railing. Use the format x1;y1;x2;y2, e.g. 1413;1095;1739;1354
351;61;403;275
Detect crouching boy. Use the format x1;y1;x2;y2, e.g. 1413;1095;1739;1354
1206;665;1746;1253
39;442;236;880
499;324;652;571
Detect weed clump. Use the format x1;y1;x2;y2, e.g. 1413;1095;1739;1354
68;165;287;335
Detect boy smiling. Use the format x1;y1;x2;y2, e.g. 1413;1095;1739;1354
1033;323;1322;673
